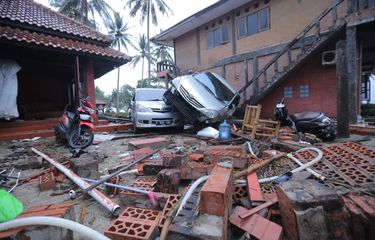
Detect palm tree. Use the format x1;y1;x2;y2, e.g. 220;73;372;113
107;12;132;113
126;0;172;83
131;34;156;86
153;43;173;62
48;0;113;28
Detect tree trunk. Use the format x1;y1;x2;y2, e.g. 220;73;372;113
147;0;151;85
141;57;145;87
116;42;121;113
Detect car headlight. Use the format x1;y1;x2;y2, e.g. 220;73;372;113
201;109;219;119
136;104;153;113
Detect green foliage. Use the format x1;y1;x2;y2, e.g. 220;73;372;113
126;0;172;25
48;0;113;28
136;76;165;88
109;84;135;111
95;86;109;101
107;12;133;51
153;43;173;62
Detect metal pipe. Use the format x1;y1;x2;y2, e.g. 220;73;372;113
31;147;121;216
82;178;159;206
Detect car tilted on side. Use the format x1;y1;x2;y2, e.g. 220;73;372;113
130;88;184;133
164;72;240;124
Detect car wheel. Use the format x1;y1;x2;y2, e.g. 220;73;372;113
174;124;184;133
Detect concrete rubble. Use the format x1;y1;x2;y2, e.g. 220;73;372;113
0;125;375;240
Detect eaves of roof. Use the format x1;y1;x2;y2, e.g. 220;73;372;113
0;25;131;63
152;0;253;46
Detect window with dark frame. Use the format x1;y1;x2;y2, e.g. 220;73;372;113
237;7;270;38
284;86;293;98
207;24;230;49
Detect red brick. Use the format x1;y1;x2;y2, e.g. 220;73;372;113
133;147;153;158
179;162;214;180
105;207;161;240
230;207;283;240
104;218;159;240
200;165;232;216
161;150;183;167
128;137;170;150
158;194;181;228
188;153;204;161
38;172;56;191
247;172;264;204
135;163;144;176
120;207;162;222
239;196;278;219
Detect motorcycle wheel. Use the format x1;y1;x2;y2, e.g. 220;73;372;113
68;126;94;149
323;134;336;142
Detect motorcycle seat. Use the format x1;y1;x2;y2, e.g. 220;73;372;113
291;112;322;122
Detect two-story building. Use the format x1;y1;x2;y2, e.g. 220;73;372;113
153;0;375;129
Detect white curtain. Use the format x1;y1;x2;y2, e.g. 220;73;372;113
0;59;21;120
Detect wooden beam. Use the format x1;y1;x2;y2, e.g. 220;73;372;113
336;40;350;138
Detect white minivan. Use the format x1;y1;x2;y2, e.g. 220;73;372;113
130;88;184;133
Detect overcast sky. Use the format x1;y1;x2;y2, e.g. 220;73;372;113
35;0;218;94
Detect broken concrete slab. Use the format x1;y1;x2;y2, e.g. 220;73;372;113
70;153;99;179
276;179;350;240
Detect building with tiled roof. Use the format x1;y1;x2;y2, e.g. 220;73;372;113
0;0;131;121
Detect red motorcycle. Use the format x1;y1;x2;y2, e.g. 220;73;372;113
55;96;95;149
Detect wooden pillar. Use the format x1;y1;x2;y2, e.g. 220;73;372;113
336;40;350;138
346;26;359;124
85;59;97;120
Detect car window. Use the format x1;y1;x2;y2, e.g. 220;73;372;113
193;72;234;103
135;89;165;101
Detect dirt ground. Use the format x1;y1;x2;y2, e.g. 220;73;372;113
1;131;375;239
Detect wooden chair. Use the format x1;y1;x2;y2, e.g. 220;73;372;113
255;119;281;139
242;104;280;139
242;104;262;138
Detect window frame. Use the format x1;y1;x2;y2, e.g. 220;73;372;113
299;84;310;98
237;6;270;39
206;24;231;49
283;86;293;99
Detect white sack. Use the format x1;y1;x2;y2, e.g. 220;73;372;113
0;59;21;120
197;126;219;139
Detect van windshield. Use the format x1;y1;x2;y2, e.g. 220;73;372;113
135;89;165;101
193;72;234;103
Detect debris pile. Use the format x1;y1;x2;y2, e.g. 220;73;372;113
0;126;375;240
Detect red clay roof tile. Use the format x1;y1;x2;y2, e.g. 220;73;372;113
0;0;111;43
